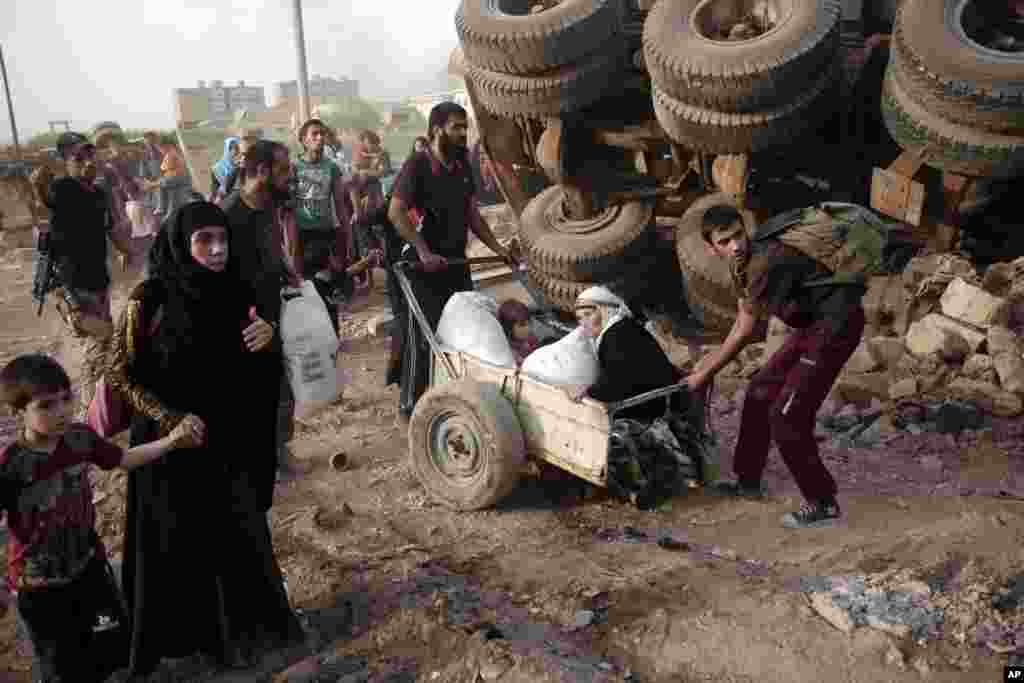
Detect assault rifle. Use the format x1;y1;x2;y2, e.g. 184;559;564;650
31;229;60;316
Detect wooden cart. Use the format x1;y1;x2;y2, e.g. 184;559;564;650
393;258;701;510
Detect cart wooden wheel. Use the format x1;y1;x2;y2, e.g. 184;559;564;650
409;379;526;511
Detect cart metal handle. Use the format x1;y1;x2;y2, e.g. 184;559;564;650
608;383;691;417
391;262;460;380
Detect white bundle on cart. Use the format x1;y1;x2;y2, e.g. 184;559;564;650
436;292;517;368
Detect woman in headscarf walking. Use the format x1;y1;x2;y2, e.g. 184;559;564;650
209;136;241;205
103;201;306;675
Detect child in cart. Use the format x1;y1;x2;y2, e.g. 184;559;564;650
0;354;203;682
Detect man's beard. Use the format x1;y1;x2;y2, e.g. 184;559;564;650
438;131;467;160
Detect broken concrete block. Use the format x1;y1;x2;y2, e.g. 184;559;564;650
940;277;1008;328
988;326;1024;394
868;336;905;368
961;354;995;380
994;354;1024;395
845;343;880;373
948;378;1023;417
906;314;986;358
837;373;891;402
866;615;911;639
982;262;1015;297
889;378;918;401
809;593;854;633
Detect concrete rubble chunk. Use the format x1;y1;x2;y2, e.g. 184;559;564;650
867;336;905;368
809;593;854;633
889;378;918;401
982;262;1015;297
837;373;891;402
948;378;1024;417
866;615;911;639
845;343;880;373
988;326;1024;394
906;314;986;358
960;354;995;380
940;277;1008;328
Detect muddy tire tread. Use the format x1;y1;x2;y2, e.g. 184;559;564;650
891;0;1024;133
520;186;656;281
467;44;630;119
881;69;1024;178
643;0;842;112
653;61;841;154
409;380;525;511
456;0;621;76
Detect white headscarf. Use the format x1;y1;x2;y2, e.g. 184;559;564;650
575;285;633;351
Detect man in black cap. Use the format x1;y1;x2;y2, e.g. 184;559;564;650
29;132;132;417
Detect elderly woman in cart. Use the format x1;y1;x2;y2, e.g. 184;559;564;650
563;286;686;421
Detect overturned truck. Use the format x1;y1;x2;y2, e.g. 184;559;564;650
452;0;1024;338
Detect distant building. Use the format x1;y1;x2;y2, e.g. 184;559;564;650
405;89;470;123
267;75;359;108
173;79;267;125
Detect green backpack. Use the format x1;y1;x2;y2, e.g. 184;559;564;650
752;202;917;288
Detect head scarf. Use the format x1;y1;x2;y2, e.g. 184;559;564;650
212;137;240;184
575;285;633;350
148;200;234;300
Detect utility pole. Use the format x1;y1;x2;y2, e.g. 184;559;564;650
0;43;21;159
291;0;311;124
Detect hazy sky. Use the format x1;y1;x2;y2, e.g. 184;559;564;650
1;0;461;142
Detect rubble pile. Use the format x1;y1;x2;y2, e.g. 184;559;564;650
701;255;1024;423
798;561;1024;662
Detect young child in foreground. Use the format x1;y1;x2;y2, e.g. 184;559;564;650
0;354;203;682
498;299;539;366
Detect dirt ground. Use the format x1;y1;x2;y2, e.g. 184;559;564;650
1;233;1023;682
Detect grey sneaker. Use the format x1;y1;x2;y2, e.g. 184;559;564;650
708;479;766;500
781;499;841;529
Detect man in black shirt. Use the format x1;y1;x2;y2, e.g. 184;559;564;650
684;205;866;529
30;132;131;417
388;102;516;419
222;140;303;480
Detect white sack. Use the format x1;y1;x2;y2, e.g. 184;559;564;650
436;291;516;368
281;280;342;418
521;327;600;387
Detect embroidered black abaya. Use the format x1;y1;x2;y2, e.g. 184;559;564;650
105;201;304;674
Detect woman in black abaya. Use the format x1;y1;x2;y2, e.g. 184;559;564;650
104;201;305;674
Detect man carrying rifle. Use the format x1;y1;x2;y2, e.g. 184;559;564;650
29;132;131;418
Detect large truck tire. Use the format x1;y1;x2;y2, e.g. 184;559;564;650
409;380;525;511
882;69;1024;179
467;43;630;119
652;61;841;154
675;194;754;334
456;0;621;76
526;257;660;315
643;0;841;112
520;185;655;281
892;0;1024;134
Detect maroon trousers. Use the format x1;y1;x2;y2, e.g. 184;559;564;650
733;307;865;502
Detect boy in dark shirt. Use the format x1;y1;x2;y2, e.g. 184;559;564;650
0;354;201;681
684;205;867;529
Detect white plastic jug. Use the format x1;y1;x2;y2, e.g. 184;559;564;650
436;291;517;368
281;280;342;418
521;327;600;387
